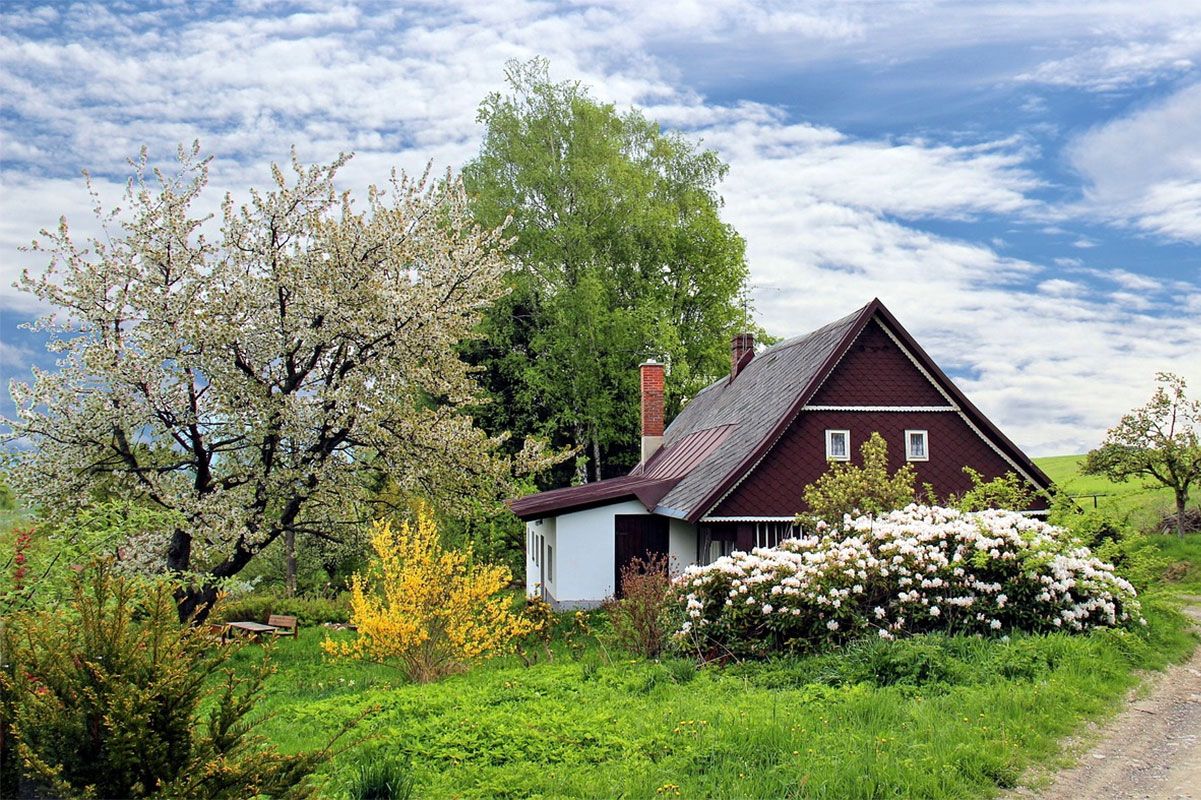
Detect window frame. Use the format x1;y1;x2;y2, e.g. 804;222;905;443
905;429;929;462
825;429;851;461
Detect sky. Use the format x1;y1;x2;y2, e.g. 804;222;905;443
1;0;1199;458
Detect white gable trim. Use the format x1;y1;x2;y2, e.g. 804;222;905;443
700;516;798;523
872;323;1045;493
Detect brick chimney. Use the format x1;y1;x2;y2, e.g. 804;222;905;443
639;360;665;464
731;333;755;381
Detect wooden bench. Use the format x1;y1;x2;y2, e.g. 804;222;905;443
267;614;298;638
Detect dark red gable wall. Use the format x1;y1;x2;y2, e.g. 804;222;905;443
809;320;948;407
711;412;1049;516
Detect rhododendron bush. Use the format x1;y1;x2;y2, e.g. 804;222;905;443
675;506;1141;659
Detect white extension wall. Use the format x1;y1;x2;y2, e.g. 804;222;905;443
667;517;698;575
526;502;701;608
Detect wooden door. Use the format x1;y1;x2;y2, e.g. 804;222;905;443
614;515;669;597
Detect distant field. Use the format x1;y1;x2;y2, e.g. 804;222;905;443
1034;454;1178;521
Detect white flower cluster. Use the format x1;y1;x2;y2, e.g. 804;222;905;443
674;505;1141;655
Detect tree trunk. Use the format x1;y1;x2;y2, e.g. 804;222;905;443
1175;488;1189;537
285;528;297;597
165;528;192;573
592;438;602;482
574;424;589;484
175;584;220;624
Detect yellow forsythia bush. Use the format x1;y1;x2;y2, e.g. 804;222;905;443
323;510;531;683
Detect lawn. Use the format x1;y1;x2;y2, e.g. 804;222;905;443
242;605;1191;800
231;449;1201;800
6;455;1200;799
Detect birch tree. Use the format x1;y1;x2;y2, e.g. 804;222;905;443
462;59;752;485
5;144;547;618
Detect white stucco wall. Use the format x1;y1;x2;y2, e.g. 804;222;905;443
668;517;699;575
524;516;556;599
551;499;646;605
527;503;702;607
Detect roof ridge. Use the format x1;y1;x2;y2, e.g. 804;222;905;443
755;303;871;358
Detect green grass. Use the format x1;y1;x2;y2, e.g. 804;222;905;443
1034;454;1178;523
6;455;1199;798
240;605;1193;800
214;455;1201;799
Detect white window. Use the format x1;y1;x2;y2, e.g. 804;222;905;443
546;544;553;583
825;429;850;461
905;430;929;461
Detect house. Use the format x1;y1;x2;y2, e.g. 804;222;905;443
508;298;1055;609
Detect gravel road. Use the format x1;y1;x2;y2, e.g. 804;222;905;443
1006;605;1201;800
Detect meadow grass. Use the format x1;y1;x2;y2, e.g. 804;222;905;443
223;454;1200;799
5;455;1199;798
1034;454;1201;593
1035;454;1177;522
243;599;1192;800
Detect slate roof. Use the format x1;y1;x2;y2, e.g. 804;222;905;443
648;306;864;518
507;298;1055;523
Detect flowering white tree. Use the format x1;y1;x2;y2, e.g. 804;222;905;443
6;144;548;618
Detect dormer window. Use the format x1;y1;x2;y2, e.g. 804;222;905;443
905;430;928;461
825;429;850;461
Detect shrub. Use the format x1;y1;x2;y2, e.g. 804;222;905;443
801;432;915;522
606;554;673;658
1050;503;1166;592
674;505;1142;660
951;468;1036;512
0;560;343;798
514;595;555;665
323;510;531;683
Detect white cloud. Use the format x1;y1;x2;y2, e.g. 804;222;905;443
1016;23;1201;91
1;0;1200;459
1067;82;1201;243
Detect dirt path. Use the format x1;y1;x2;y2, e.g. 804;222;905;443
1006;605;1201;800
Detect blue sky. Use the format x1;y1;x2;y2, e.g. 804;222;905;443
1;0;1198;456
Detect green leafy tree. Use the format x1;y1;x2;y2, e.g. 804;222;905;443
0;560;349;798
462;58;753;484
801;432;916;523
5;145;553;618
1083;372;1201;536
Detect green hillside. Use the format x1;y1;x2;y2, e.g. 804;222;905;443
1035;453;1179;521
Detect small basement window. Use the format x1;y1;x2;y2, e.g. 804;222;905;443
825;429;850;461
905;430;929;461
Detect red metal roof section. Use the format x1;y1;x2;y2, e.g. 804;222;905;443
508;425;733;521
637;425;735;480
